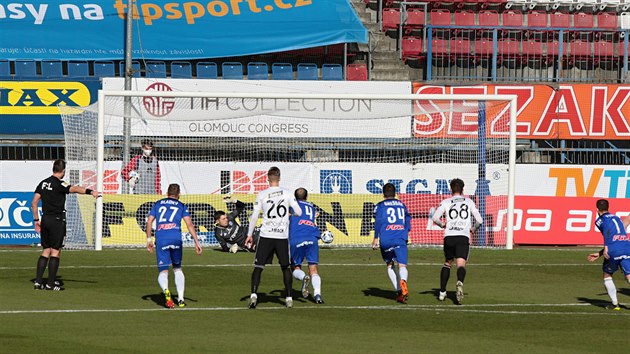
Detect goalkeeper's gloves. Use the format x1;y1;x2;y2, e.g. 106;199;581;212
128;170;140;187
229;244;239;253
223;194;236;204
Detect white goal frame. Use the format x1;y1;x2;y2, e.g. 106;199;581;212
95;91;518;251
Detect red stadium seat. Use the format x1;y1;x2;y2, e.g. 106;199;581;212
571;40;591;57
550;12;570;28
478;10;499;27
346;63;368;81
522;40;546;69
430;9;451;26
526;11;546;28
503;10;523;40
574;13;594;29
401;37;423;60
474;39;494;68
407;10;425;27
498;38;520;68
382;8;401;34
430;38;450;67
595;40;618;70
454;10;475;38
450;38;471;55
597;12;618;30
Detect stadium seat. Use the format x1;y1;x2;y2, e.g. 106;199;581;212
478;10;498;38
406;9;425;36
382;8;401;36
522;40;546;69
68;60;89;78
145;61;167;78
247;62;269;80
503;10;524;40
595;40;617;70
0;59;10;78
222;62;243;79
430;9;451;38
170;61;192;78
118;61;141;77
574;12;595;41
42;60;63;78
475;39;495;68
297;63;318;80
454;11;475;38
597;12;618;42
571;40;594;70
196;62;218;79
550;12;570;28
402;37;423;61
526;11;546;28
430;38;450;67
321;63;343;80
15;59;37;78
498;38;521;68
272;63;293;80
94;61;115;77
346;63;368;81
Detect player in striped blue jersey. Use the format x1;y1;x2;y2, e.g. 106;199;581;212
587;199;630;310
146;184;202;308
289;188;324;304
372;183;412;303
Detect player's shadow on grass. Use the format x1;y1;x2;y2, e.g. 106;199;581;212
142;294;198;307
29;276;97;286
362;287;399;301
420;288;459;305
239;289;306;306
576;296;619;309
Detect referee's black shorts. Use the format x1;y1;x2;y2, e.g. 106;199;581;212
443;236;470;261
254;237;290;268
41;214;66;250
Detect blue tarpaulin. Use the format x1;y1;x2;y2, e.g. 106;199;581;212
0;0;367;60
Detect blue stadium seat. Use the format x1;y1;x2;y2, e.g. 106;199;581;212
321;63;343;80
118;61;141;77
0;60;10;78
15;60;37;78
68;60;89;78
94;61;115;77
222;62;243;79
272;63;293;80
247;62;268;80
170;61;192;78
196;62;218;79
146;60;167;78
42;60;63;78
297;63;318;80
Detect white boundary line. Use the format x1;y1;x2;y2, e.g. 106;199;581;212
1;303;628;316
0;262;602;271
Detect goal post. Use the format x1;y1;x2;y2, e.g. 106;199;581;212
62;90;517;250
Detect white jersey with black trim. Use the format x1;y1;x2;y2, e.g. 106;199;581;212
247;186;302;239
432;195;483;238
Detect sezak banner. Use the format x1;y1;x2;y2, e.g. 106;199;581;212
412;83;630;140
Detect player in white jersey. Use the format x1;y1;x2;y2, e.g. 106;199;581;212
431;178;483;304
245;167;301;309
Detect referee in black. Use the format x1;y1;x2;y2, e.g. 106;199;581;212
31;159;100;291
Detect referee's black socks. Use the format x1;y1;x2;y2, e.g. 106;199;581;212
36;256;49;284
47;257;60;287
440;265;450;292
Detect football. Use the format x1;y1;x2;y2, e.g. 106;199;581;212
321;230;334;244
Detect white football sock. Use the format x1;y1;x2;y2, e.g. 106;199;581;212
604;277;618;305
312;274;322;296
158;271;169;292
399;266;408;282
293;268;306;281
174;269;185;302
387;266;399;291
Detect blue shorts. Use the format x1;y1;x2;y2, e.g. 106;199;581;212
156;238;183;272
379;238;408;265
291;240;319;266
603;254;630;276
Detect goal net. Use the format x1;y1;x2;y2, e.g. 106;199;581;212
60;89;516;250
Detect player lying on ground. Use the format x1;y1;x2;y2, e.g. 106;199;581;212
214;196;259;253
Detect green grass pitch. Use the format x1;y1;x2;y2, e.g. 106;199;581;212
1;247;629;353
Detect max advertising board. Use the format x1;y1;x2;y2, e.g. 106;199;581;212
412;84;630;140
0;79;101;134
